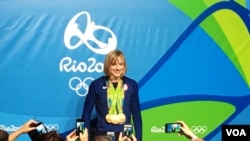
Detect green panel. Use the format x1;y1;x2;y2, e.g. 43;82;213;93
141;101;235;141
168;0;250;87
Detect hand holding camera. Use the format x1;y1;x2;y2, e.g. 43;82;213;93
123;124;133;138
76;119;85;136
165;122;182;133
28;121;48;141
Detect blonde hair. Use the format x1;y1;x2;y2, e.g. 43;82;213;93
103;50;127;77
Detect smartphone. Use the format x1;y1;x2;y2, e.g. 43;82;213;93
76;119;85;136
123;124;133;137
107;132;115;141
28;122;48;141
165;123;181;133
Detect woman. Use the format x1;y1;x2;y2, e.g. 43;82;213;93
82;50;142;141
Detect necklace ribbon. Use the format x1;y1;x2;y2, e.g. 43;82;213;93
105;79;126;124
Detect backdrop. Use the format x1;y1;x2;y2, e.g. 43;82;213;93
1;0;250;141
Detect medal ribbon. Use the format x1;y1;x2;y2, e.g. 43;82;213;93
107;80;124;114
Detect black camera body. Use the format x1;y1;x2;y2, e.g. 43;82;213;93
28;122;48;141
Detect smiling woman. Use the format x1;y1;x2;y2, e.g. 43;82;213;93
104;50;126;82
81;49;142;141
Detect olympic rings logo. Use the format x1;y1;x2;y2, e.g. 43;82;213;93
69;77;94;96
44;124;59;131
191;125;207;134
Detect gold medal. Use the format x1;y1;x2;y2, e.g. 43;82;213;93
106;80;126;124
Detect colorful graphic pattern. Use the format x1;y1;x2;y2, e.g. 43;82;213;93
140;0;250;140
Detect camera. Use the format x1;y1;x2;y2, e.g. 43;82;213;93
76;119;85;136
123;124;133;137
28;122;48;141
165;123;181;133
107;131;115;141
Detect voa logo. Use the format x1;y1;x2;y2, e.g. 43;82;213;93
226;129;246;136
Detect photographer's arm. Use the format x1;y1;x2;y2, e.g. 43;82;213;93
176;121;204;141
8;119;37;141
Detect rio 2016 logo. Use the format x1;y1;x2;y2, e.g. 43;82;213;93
61;11;118;96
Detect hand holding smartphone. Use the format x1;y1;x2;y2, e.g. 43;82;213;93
123;124;133;137
165;123;181;133
76;119;85;136
28;122;48;141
